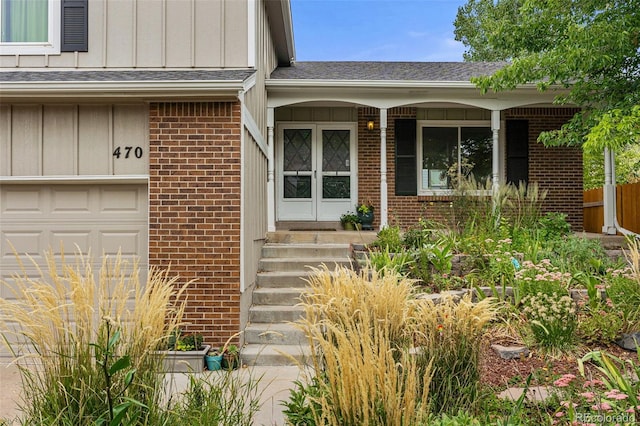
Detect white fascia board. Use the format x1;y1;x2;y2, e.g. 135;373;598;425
0;80;247;99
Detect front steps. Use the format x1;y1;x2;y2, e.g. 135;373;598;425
242;231;377;366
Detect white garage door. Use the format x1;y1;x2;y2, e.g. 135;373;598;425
0;183;148;359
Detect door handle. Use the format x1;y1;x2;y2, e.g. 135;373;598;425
314;170;317;179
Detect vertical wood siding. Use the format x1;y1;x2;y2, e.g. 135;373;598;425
0;104;148;177
0;0;249;69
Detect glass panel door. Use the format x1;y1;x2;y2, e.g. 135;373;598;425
321;129;351;199
277;124;356;222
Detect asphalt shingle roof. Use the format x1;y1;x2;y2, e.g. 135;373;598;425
0;69;255;83
270;61;507;82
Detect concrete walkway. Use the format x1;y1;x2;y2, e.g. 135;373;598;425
0;363;304;425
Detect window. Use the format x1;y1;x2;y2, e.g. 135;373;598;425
0;0;87;55
419;123;492;193
0;0;60;54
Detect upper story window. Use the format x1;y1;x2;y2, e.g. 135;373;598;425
0;0;60;55
418;122;492;194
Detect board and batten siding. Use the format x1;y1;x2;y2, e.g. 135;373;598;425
0;104;148;177
0;0;249;69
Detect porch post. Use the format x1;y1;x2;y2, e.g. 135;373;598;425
602;148;617;234
491;110;501;195
379;108;388;229
267;108;276;232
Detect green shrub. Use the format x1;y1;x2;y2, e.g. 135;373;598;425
537;212;571;240
370;225;404;252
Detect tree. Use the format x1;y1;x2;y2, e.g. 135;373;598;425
454;0;640;154
583;144;640;190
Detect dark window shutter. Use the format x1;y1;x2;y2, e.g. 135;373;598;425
61;0;88;52
506;119;529;185
395;119;417;196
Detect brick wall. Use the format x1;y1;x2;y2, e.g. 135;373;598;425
505;107;583;231
149;102;242;348
357;106;583;231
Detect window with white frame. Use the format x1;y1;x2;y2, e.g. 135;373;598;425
0;0;60;55
418;123;492;193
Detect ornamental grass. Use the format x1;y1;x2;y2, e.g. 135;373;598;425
0;249;189;425
297;266;431;426
412;294;497;415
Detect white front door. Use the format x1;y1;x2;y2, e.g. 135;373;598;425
276;124;357;221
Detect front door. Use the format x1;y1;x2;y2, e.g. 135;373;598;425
277;124;357;221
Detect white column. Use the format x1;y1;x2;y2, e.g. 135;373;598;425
379;109;388;229
267;108;276;232
491;110;501;195
602;148;617;234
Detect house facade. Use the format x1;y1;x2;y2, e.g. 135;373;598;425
0;0;582;351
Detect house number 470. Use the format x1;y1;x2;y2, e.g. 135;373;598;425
112;146;143;159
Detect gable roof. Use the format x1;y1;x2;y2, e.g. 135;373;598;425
269;61;506;82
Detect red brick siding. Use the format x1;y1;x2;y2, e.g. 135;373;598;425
149;102;241;347
357;107;583;231
505;108;583;231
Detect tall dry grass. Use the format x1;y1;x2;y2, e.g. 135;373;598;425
296;266;431;426
0;249;189;424
624;236;640;284
412;294;496;414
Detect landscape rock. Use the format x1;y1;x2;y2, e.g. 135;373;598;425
497;386;554;402
616;332;640;352
491;344;530;360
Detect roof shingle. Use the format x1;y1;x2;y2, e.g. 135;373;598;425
270;61;506;82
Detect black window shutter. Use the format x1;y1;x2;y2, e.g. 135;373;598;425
506;119;529;185
61;0;88;52
395;119;417;196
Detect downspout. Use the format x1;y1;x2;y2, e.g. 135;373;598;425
607;148;639;237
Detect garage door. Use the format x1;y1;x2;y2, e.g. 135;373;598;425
0;183;148;359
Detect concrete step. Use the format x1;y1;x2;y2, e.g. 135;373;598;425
252;287;305;305
261;243;350;259
259;257;352;272
244;323;307;346
267;230;378;245
241;344;312;366
249;305;305;323
256;271;314;288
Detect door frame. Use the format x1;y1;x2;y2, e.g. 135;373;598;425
275;122;358;222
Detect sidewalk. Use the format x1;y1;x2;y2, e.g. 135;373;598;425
0;363;303;425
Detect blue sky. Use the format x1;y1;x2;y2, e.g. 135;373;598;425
290;0;468;62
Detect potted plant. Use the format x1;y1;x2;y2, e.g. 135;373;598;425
205;347;224;371
222;344;240;370
340;211;360;230
356;201;375;230
154;330;210;373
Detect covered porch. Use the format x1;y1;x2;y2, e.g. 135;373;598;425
264;62;582;231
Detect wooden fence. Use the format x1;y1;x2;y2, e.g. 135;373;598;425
583;182;640;234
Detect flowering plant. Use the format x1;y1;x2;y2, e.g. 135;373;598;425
521;292;577;353
548;351;640;425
